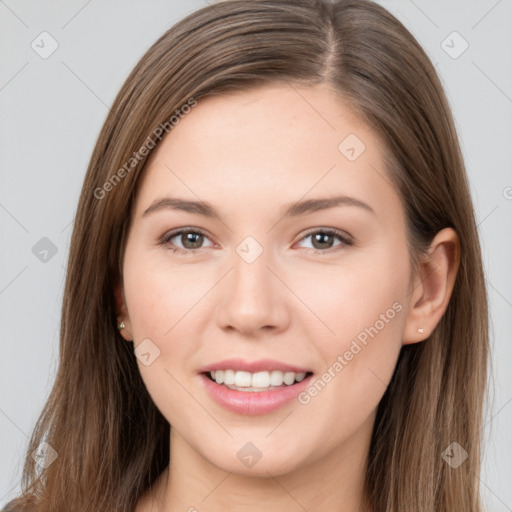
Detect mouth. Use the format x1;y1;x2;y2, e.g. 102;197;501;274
202;369;314;392
199;367;315;415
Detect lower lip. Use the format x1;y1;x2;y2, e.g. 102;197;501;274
199;373;314;416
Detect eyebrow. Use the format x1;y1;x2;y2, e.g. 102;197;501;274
142;194;376;219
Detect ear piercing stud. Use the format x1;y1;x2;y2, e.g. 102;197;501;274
417;328;424;334
117;321;133;343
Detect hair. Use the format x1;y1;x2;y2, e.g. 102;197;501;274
5;0;489;511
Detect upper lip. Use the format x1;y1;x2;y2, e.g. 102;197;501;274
199;358;312;374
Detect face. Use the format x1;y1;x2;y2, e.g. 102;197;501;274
118;83;414;476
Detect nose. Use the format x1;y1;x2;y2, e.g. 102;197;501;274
215;245;290;338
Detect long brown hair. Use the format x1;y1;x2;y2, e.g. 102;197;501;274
5;0;489;510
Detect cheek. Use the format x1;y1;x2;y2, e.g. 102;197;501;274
124;255;211;341
293;242;408;431
122;260;208;428
296;240;409;351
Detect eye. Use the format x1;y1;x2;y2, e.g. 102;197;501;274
159;227;353;255
159;228;215;254
296;228;353;253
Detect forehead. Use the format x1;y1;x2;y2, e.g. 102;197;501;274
133;83;401;225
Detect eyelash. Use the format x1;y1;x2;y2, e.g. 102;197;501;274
159;227;353;255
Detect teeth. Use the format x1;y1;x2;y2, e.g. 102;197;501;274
208;369;308;390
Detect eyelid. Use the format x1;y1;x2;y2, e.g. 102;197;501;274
159;227;216;253
298;226;353;243
294;227;354;251
159;226;354;254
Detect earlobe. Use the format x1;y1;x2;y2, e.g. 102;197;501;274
114;282;133;342
403;227;460;345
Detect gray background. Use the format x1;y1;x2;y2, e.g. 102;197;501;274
1;0;511;509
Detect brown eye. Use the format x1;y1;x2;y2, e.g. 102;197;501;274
178;232;204;249
311;232;335;250
297;228;353;252
160;228;214;253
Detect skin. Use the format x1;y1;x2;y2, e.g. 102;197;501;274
115;83;460;512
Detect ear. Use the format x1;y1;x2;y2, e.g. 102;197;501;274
403;227;460;345
114;281;133;342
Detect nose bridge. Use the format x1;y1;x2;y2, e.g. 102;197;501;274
216;234;287;334
232;238;271;295
231;235;274;307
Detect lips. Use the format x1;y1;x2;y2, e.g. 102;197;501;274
200;372;313;415
198;358;314;415
198;358;312;374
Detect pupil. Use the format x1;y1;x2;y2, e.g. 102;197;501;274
313;232;332;249
183;232;203;249
180;232;334;250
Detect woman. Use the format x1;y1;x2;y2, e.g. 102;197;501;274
5;0;489;510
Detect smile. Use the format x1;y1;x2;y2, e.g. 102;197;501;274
200;370;314;415
207;369;309;391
